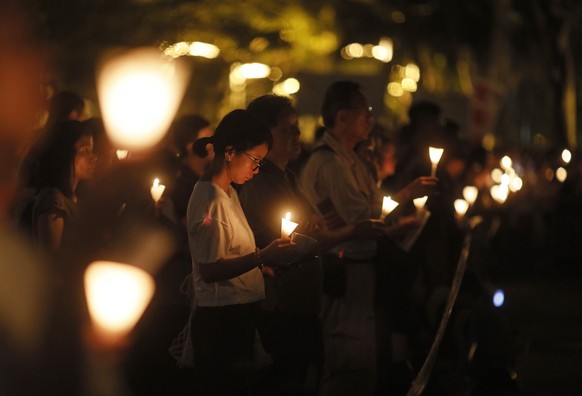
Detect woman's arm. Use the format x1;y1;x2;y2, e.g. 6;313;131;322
198;237;296;283
199;252;261;283
36;212;64;250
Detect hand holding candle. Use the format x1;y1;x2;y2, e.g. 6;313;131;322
150;178;166;203
281;212;298;238
429;146;444;177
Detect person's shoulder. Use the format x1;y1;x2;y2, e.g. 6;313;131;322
34;187;69;215
36;187;65;202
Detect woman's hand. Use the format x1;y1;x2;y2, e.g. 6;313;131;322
260;237;298;264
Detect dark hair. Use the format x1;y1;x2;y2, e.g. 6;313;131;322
408;100;442;124
46;90;85;128
36;120;92;197
192;109;272;157
171;114;210;157
247;95;295;129
321;80;361;128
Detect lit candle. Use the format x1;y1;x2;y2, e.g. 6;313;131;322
84;261;155;343
281;212;298;238
381;196;399;220
500;155;512;170
115;149;129;160
413;195;428;211
150;178;166;203
490;184;509;204
462;186;478;206
454;199;469;217
429;146;444;177
97;47;190;151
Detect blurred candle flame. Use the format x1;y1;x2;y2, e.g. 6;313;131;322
97;47;189;150
429;147;444;176
381;196;399;220
462;186;478;205
454;199;469;217
150;178;166;203
84;261;155;341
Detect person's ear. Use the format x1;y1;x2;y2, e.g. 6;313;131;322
224;145;234;161
336;109;349;125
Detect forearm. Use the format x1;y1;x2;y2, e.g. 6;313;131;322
308;224;355;254
199;251;261;283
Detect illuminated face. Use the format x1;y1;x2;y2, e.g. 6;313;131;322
74;134;97;181
345;92;373;142
228;142;268;184
272;111;301;161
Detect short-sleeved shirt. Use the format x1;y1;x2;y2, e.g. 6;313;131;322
187;181;264;307
32;187;77;247
299;132;382;259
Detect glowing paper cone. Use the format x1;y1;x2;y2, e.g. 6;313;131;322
281;212;298;238
413;196;428;211
462;186;478;206
150;178;166;203
381;196;399;221
97;47;190;151
115;149;129;160
454;199;469;217
429;147;444;177
84;261;155;342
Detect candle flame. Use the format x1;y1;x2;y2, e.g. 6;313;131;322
428;147;444;165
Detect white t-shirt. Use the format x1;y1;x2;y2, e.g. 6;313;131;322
187;181;265;307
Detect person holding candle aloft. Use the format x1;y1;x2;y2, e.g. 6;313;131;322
184;109;299;396
298;81;437;396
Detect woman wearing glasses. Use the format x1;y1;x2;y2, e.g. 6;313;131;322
186;109;297;395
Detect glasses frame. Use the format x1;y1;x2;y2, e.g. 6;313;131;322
241;151;265;171
348;105;373;115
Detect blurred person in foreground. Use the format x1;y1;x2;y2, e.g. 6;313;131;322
0;1;79;395
299;81;437;396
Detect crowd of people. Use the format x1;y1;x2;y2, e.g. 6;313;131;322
2;2;582;396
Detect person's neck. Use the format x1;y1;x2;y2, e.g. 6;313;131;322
69;180;79;203
327;128;357;151
203;161;231;196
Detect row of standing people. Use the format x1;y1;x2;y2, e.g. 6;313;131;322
10;82;448;396
179;81;440;396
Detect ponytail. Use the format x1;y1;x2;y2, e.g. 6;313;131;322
191;136;212;158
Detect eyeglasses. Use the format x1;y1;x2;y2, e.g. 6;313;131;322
242;151;265;170
348;105;373;115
